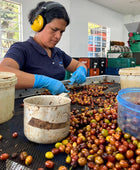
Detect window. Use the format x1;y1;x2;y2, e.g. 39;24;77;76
0;0;22;60
88;23;110;58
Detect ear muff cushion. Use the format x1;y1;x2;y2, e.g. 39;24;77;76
31;15;44;32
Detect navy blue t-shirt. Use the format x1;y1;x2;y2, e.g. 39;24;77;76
4;37;72;80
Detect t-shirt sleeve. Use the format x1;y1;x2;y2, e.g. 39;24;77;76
4;42;27;69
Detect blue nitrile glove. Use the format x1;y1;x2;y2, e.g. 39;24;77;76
33;74;68;95
69;66;87;85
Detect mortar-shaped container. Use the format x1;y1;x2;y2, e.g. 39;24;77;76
117;88;140;139
0;72;17;124
23;95;71;144
119;67;140;89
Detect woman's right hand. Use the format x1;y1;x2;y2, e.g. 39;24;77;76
33;74;68;95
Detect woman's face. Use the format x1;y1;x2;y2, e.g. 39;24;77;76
37;18;67;48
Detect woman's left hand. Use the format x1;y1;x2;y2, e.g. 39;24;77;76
69;66;87;85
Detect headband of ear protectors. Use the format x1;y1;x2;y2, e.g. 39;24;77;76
31;2;64;32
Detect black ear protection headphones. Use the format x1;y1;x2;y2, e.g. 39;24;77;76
30;2;63;32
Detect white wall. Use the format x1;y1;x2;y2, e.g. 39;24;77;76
12;0;129;58
70;0;128;57
124;14;140;24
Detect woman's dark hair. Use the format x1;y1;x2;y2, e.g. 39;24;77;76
28;1;70;26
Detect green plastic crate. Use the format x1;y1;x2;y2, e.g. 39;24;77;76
107;58;136;68
64;71;72;80
128;32;140;52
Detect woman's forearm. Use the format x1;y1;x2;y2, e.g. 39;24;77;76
0;65;35;89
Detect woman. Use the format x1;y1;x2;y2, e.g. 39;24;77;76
0;1;87;95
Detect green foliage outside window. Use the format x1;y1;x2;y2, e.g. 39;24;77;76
0;0;22;58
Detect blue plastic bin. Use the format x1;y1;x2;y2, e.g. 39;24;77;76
117;88;140;139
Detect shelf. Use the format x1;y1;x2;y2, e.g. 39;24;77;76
107;51;133;58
